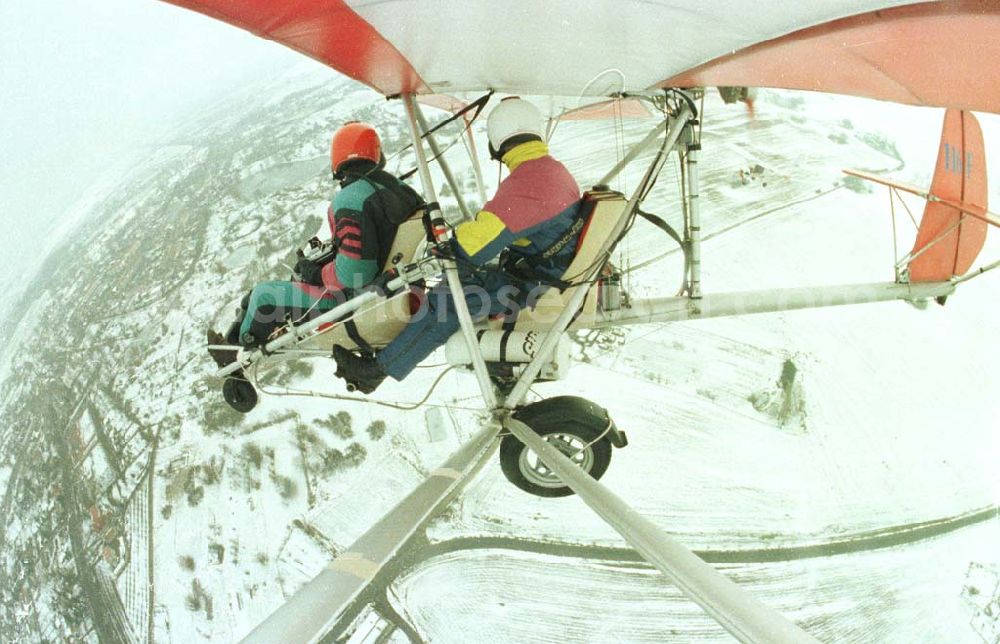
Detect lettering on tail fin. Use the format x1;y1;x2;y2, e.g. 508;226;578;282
908;110;988;282
942;143;975;177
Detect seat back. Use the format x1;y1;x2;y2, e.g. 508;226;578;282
494;190;627;331
301;213;426;352
380;215;426;272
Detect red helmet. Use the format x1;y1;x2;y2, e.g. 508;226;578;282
330;122;381;176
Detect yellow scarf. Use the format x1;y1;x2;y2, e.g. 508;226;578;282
502;140;549;172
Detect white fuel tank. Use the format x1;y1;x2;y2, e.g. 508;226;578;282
444;330;571;381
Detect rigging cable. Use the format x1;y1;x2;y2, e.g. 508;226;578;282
557;110;675;289
251;363;475;412
626;184;847;274
398;91;494;181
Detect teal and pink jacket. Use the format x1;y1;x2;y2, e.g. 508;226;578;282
313;166;423;294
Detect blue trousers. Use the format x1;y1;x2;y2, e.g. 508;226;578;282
377;269;544;380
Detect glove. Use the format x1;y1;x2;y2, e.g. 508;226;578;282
294;257;324;286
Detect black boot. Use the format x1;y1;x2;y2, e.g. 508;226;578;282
333;345;387;394
207;329;239;368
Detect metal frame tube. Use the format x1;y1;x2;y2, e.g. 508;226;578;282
896;216;965;270
464;114;488;204
952;257;1000;285
589;281;956;328
685;124;703;298
597;120;668;188
503;418;818;644
403;95;498;409
413;102;473;221
503;105;692;409
213;260;443;379
888;185;901;281
243;423;500;644
215;291;377;378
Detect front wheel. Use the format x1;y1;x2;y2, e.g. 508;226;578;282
499;397;614;498
223;373;258;413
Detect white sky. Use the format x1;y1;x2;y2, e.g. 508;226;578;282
0;0;306;283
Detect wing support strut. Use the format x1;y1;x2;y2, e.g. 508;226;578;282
413;105;473;221
242;424;500;643
683;117;703;298
403;95;499;409
597;119;668;187
502;417;818;644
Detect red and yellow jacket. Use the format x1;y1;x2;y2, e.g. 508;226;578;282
453;141;581;276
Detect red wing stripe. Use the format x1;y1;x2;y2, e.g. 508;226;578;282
162;0;428;95
661;1;1000;114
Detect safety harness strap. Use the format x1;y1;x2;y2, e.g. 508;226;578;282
344;319;375;356
501;201;592;290
399;91;493;180
637;208;684;247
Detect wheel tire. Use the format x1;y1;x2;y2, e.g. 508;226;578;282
223;375;258;413
499;405;612;498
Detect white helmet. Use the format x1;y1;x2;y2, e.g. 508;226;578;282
487;97;544;160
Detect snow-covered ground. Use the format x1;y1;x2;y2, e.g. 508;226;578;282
0;63;996;642
393;520;999;643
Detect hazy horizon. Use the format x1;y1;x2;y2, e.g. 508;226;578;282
0;0;307;291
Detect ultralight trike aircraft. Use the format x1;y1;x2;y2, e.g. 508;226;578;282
166;0;1000;641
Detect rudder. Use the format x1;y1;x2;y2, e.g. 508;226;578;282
909;109;988;282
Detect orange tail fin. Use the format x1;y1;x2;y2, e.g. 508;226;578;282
909;110;989;282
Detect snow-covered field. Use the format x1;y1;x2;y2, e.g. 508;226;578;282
0;62;996;642
394;520;998;643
